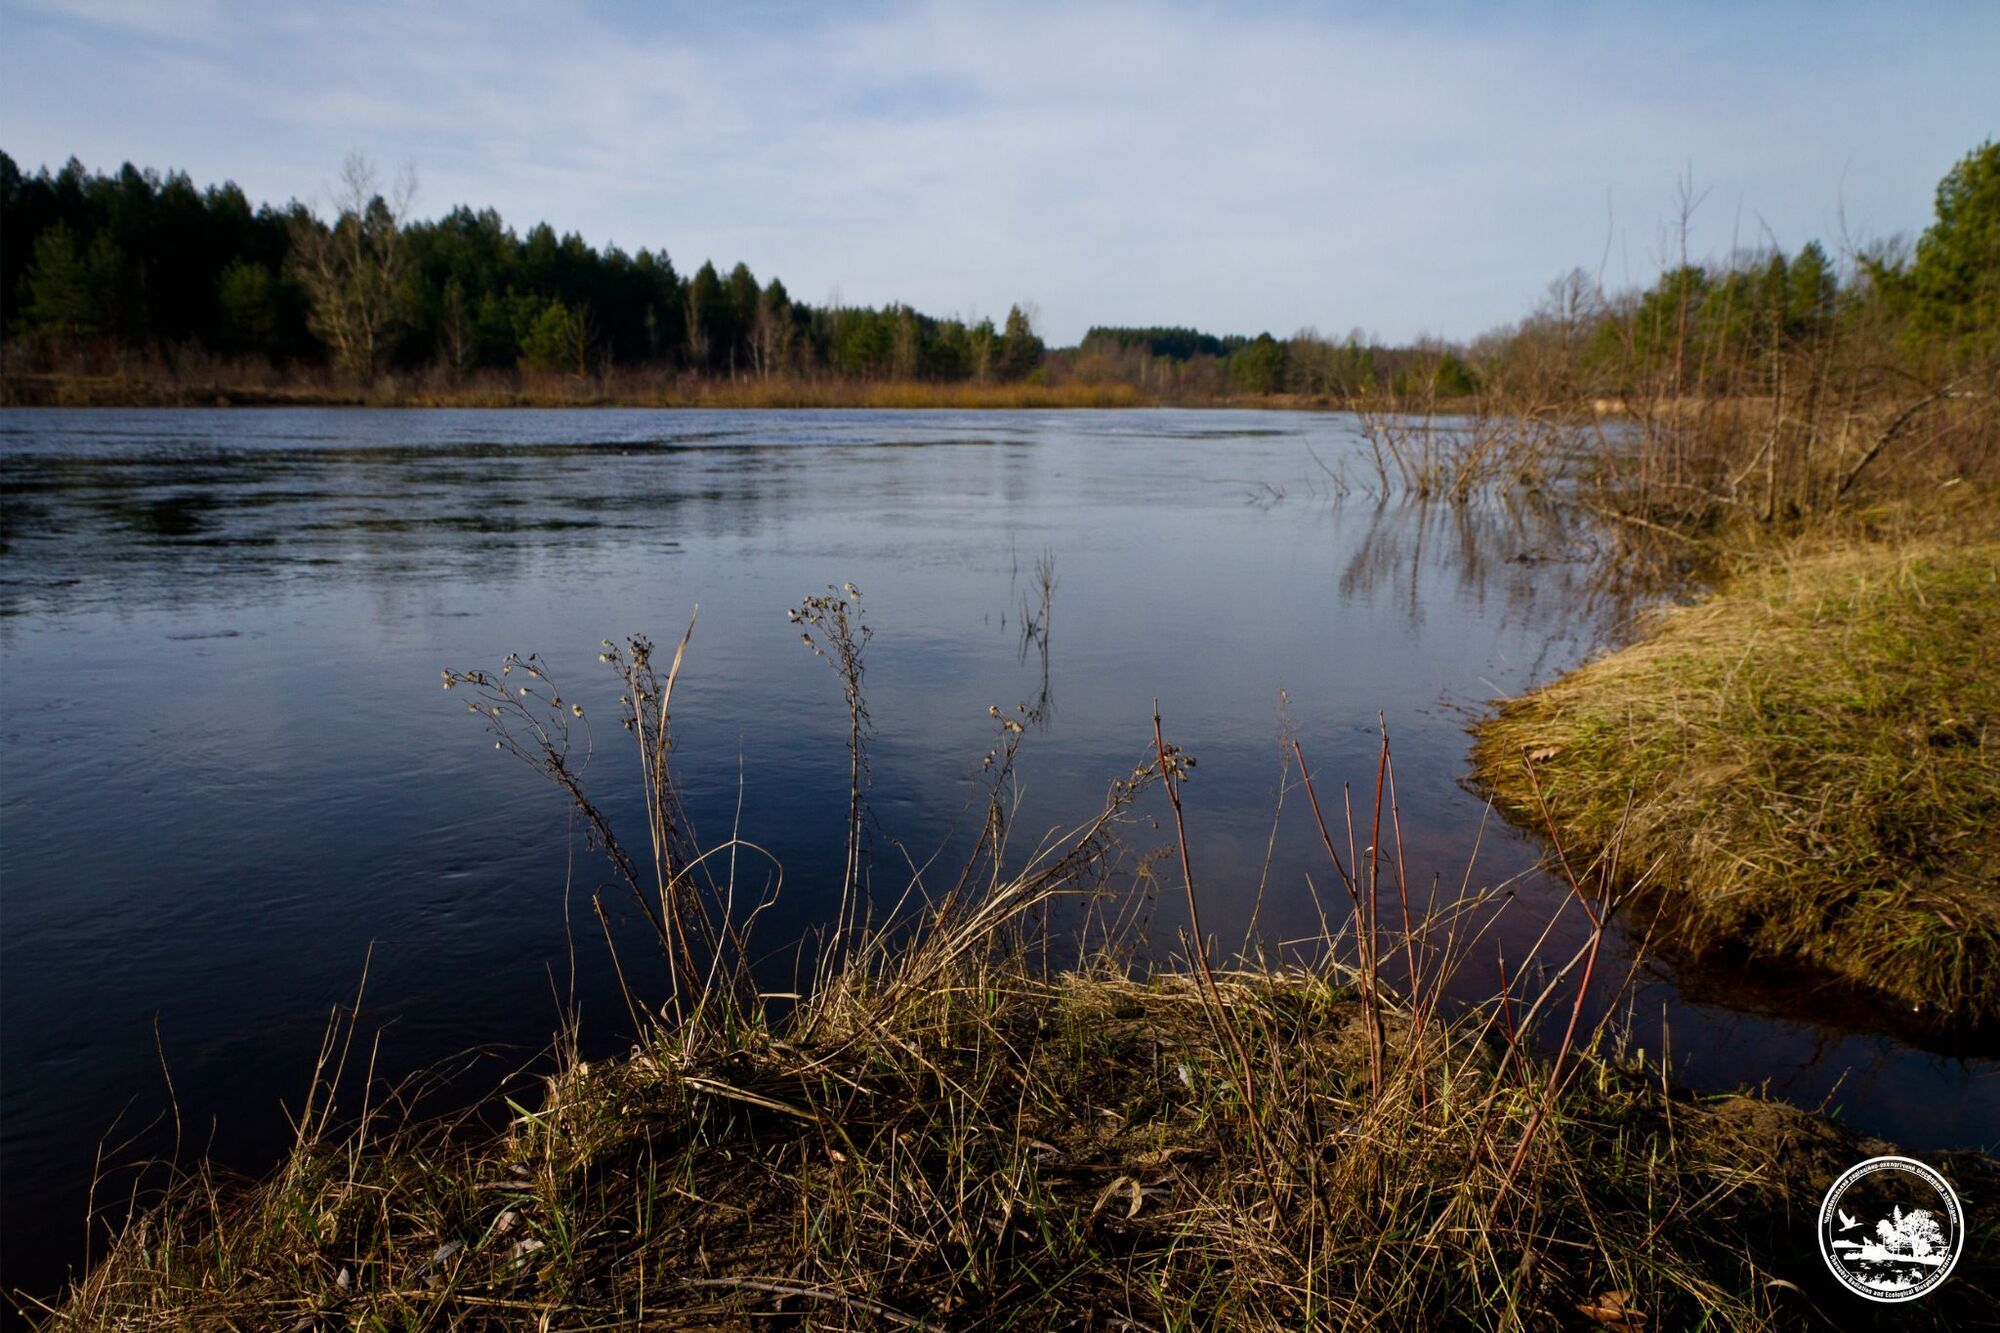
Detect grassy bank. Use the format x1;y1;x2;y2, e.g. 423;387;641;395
1474;515;2000;1030
38;946;1999;1329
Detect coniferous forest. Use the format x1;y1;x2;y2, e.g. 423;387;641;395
2;141;1995;404
0;151;1045;389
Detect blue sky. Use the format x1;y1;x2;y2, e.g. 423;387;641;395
1;1;1993;344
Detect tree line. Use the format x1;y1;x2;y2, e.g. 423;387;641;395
1053;142;1994;404
1;151;1046;385
1067;325;1476;399
1467;141;1997;406
4;140;1991;402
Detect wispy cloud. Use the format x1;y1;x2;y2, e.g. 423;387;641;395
2;0;1993;341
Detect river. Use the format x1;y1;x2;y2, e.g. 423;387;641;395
2;407;1991;1299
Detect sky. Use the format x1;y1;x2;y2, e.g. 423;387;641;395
1;1;1994;345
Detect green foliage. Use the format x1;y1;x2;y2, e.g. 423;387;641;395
0;148;1043;384
750;277;792;375
683;261;724;370
22;222;99;337
999;305;1044;380
216;259;279;352
968;317;997;380
471;290;522;366
1081;325;1232;360
519;300;585;375
1491;142;1997;398
1626;265;1710;379
1787;241;1837;334
1228;332;1287;394
3;150;310;354
1383;348;1480;399
1283;334;1379;396
1563;245;1874;397
723;262;759;366
1433;351;1479;396
829;305;892;375
1906;140;2000;363
19;136;1984;395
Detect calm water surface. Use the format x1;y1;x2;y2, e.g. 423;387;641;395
2;408;1993;1297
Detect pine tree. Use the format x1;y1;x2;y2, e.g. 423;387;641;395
1907;140;2000;362
23;222;98;338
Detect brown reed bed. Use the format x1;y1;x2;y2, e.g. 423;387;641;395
0;367;1151;410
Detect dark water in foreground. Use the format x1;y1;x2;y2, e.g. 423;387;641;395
2;408;1993;1297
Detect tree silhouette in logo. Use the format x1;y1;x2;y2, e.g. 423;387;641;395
1874;1206;1945;1260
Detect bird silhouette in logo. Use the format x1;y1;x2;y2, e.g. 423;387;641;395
1838;1209;1862;1232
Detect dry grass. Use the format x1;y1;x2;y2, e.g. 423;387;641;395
687;378;1147;411
0;369;1150;411
37;920;1999;1330
1421;354;2000;1036
31;625;2000;1329
1475;518;2000;1028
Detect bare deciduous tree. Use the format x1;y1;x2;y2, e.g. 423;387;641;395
682;281;710;371
750;283;790;378
289;153;415;383
438;277;474;378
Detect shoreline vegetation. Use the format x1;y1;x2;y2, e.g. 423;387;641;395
1473;513;2000;1031
0;370;1794;415
15;143;1999;1325
41;956;2000;1328
34;640;1999;1329
0;368;1160;410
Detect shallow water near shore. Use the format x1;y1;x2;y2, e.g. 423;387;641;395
2;407;1993;1299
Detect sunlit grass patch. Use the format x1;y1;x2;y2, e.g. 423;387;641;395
1475;533;2000;1028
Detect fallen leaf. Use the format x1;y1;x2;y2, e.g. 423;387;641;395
1091;1174;1145;1220
1576;1289;1647;1328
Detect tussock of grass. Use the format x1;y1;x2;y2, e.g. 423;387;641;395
1475;531;2000;1027
43;959;1997;1330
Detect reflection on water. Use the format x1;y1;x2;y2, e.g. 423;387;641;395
1;408;1992;1299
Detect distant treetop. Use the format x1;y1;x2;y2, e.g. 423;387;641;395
1080;326;1239;361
